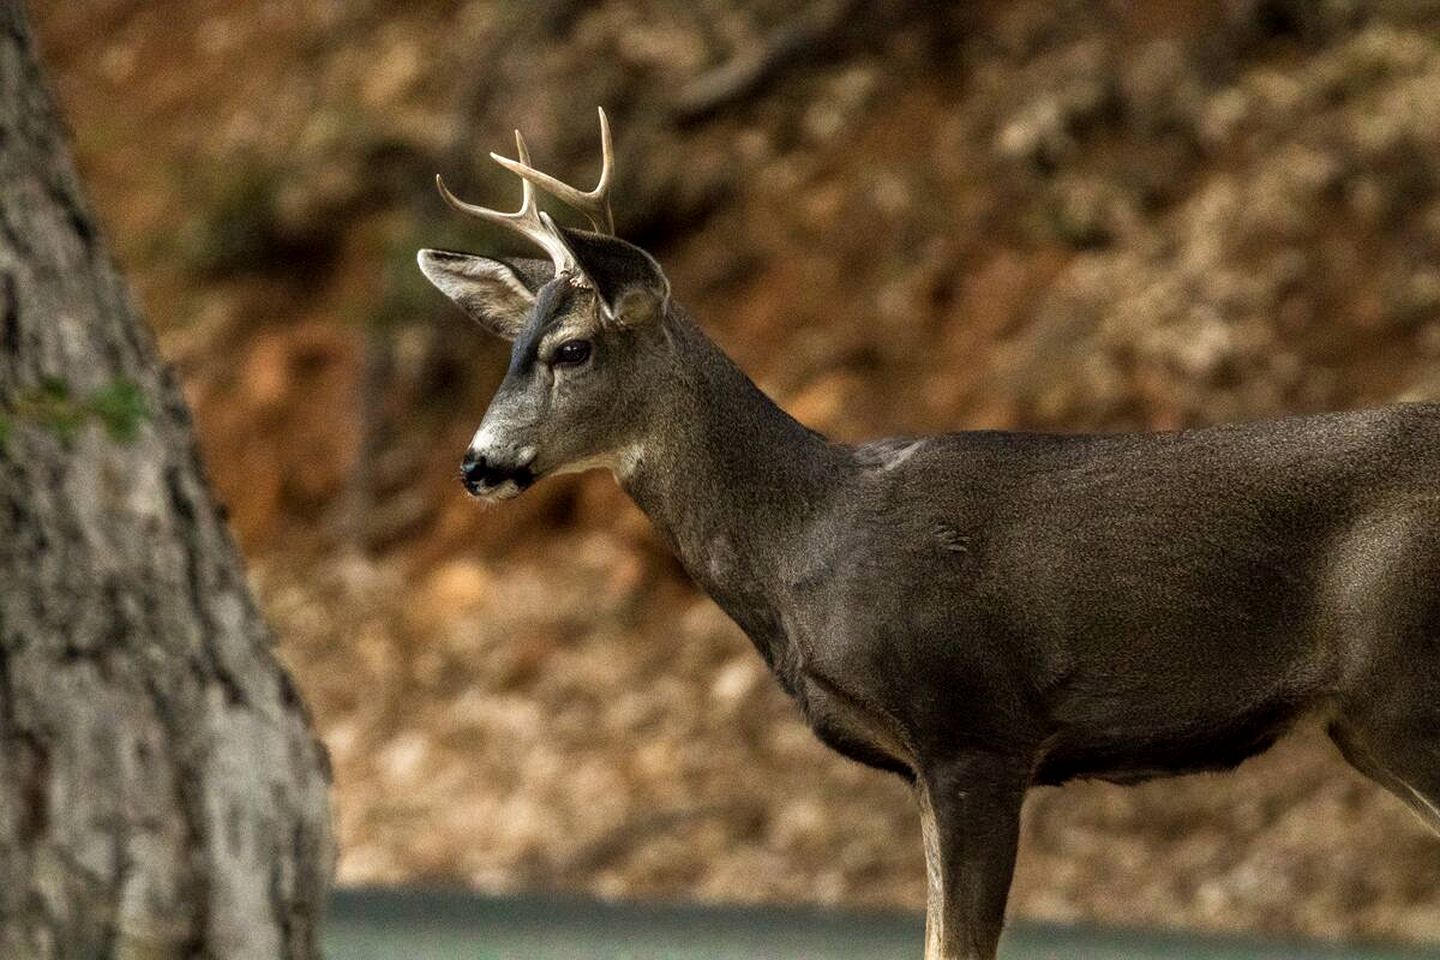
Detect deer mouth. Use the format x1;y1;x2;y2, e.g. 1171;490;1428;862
468;477;532;503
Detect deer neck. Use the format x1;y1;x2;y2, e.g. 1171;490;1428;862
618;317;849;670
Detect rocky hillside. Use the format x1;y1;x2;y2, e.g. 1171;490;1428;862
33;0;1440;944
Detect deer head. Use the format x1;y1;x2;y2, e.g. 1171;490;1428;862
418;109;673;501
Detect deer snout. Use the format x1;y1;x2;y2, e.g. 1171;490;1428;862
460;447;536;498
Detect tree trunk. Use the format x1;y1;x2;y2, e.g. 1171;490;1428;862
0;3;334;958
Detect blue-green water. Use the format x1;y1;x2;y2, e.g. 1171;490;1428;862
326;889;1440;960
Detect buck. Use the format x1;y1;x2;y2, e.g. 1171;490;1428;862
418;110;1440;960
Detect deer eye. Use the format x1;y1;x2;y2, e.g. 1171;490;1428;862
552;339;592;367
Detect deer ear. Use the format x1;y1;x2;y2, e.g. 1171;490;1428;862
417;249;546;341
559;229;671;328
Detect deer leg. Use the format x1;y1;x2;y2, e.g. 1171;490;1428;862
1329;618;1440;835
915;753;1030;960
1330;717;1440;835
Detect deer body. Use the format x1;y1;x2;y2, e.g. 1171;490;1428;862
419;113;1440;959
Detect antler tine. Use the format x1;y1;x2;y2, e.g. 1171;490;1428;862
433;128;577;275
489;106;615;234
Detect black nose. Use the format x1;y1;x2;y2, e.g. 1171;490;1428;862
460;450;490;495
460;450;536;495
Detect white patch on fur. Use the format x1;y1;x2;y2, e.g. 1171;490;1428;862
612;442;645;481
552;442;645;482
469;423;498;454
1401;780;1440;833
880;439;925;472
706;534;736;581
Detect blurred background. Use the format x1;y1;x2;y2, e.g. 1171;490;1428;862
30;0;1440;947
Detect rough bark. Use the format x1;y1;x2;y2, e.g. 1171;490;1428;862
0;2;334;958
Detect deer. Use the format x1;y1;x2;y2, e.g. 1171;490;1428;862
417;109;1440;960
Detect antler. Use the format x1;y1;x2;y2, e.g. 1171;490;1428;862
435;129;582;277
489;106;615;234
435;107;616;283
